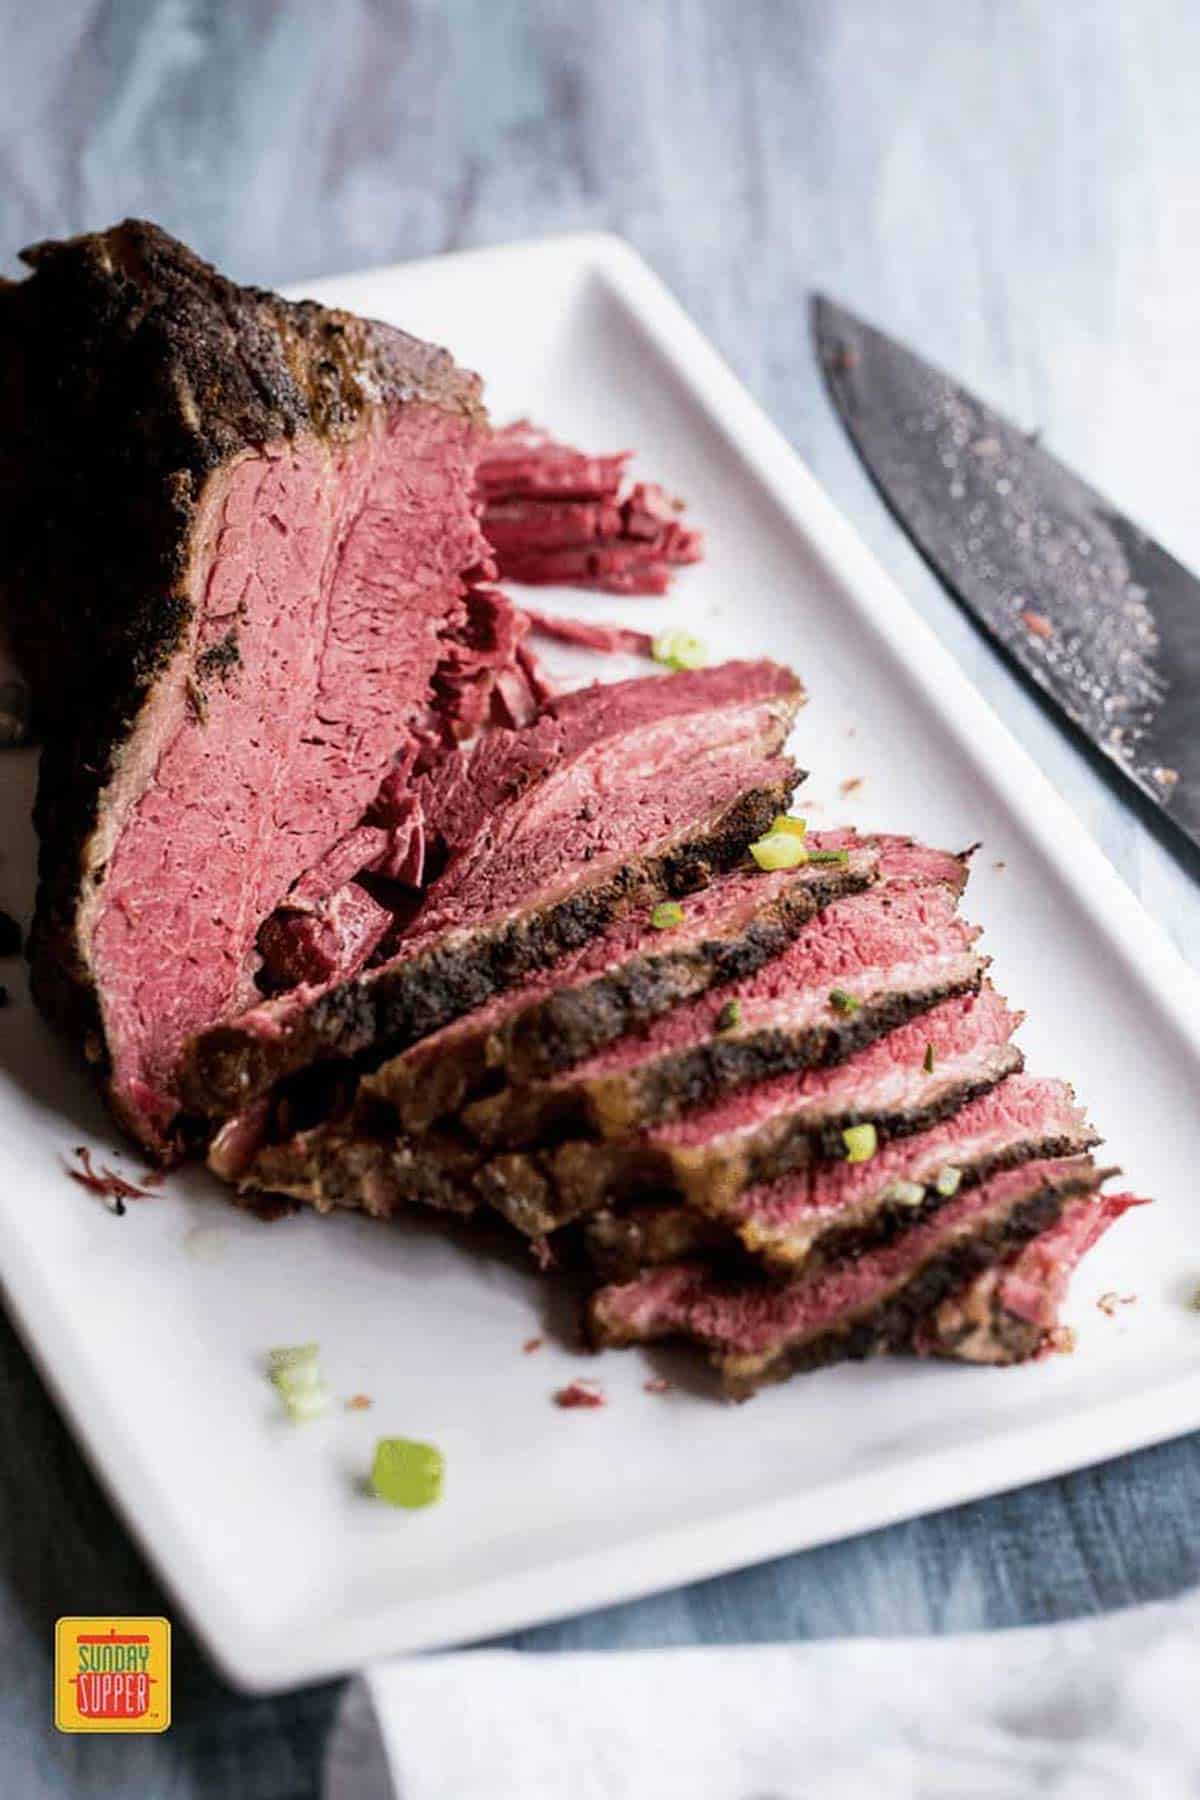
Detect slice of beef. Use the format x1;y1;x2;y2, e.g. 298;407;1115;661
520;608;654;659
364;835;878;1134
475;422;629;501
495;539;697;597
183;661;805;1119
257;881;393;989
463;840;976;1149
475;981;1022;1240
913;1189;1149;1364
0;220;492;1153
587;1156;1112;1397
235;1113;482;1218
476;424;702;595
721;1073;1100;1272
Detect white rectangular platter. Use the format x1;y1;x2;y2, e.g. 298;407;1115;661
2;234;1199;1694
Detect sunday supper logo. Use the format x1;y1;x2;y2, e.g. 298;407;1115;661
54;1618;171;1733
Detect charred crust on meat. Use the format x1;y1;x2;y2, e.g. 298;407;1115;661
479;968;985;1149
182;774;797;1115
716;1175;1089;1399
808;1127;1101;1267
582;1164;1101;1397
1;220;484;1139
500;862;874;1088
473;1043;1026;1239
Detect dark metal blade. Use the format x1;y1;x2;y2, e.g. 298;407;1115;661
813;295;1200;858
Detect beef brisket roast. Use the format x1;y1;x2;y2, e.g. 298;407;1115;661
0;221;494;1152
461;840;978;1149
588;1155;1112;1397
2;221;1141;1397
184;661;804;1120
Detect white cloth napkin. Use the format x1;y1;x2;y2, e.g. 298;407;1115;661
323;1591;1200;1800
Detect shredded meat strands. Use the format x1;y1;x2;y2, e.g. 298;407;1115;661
519;607;655;659
67;1146;153;1210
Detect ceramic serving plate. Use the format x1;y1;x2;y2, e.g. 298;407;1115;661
2;235;1198;1692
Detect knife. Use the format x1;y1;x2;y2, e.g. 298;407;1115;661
812;295;1200;859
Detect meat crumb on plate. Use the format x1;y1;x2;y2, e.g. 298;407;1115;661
554;1381;606;1410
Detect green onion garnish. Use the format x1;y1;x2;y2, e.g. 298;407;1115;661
371;1437;445;1509
717;999;742;1031
887;1179;925;1207
267;1343;331;1423
842;1123;878;1164
651;629;709;672
651;900;685;930
267;1342;320;1377
829;988;860;1016
749;830;809;871
771;814;808;838
280;1378;333;1424
935;1165;962;1198
805;849;851;866
923;1043;936;1074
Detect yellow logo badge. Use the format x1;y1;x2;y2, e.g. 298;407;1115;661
55;1617;171;1733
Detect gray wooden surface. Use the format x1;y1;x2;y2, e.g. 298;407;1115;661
3;3;1199;1794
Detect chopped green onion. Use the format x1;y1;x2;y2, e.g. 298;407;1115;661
651;900;685;930
749;830;809;871
266;1344;331;1423
829;988;860;1016
716;999;742;1031
371;1437;445;1509
281;1378;333;1424
842;1123;878;1164
935;1165;962;1198
771;814;808;838
886;1179;925;1208
267;1343;320;1378
923;1043;936;1075
805;848;851;866
651;629;709;671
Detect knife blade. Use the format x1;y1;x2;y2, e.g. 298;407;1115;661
812;295;1200;858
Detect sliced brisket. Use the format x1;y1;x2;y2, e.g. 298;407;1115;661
364;837;877;1135
587;1156;1111;1397
722;1073;1100;1272
0;221;492;1153
476;423;702;595
476;984;1022;1238
462;839;977;1149
183;661;804;1119
913;1189;1148;1364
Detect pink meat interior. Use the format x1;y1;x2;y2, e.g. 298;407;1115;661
389;841;874;1076
650;985;1022;1150
602;1156;1095;1353
571;877;977;1080
732;1073;1091;1233
988;1190;1148;1330
89;406;489;1144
